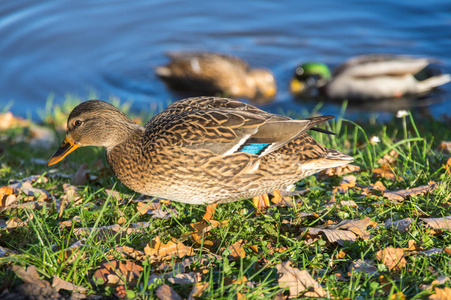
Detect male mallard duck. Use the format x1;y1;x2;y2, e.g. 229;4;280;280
155;52;277;100
48;97;352;220
290;54;451;101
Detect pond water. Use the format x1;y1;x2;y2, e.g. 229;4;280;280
1;0;451;122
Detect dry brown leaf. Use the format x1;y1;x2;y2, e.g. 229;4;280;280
348;259;378;276
340;200;358;208
377;150;399;165
0;186;13;204
114;245;146;260
376;247;407;271
189;220;228;247
156;284;182;300
439;141;451;153
52;275;88;292
188;282;209;300
271;195;296;207
12;265;48;287
420;276;450;290
137;200;162;214
429;286;451;300
404;239;423;252
307;217;371;246
373;165;398;180
384;218;412;232
168;272;202;284
228;240;245;260
421;216;451;230
0;112;29;129
144;236;195;261
6;217;29;229
9;182;50;201
276;261;326;298
446;157;451;174
60;238;86;264
384;182;439;202
93;260;143;287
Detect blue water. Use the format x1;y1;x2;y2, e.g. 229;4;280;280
1;0;450;121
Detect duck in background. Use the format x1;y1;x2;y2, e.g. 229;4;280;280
290;54;451;101
155;52;277;102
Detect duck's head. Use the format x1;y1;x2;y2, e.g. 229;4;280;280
290;63;331;95
247;69;277;99
47;100;139;166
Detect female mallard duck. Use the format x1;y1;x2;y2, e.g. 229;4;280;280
155;52;277;101
290;54;451;101
48;97;352;220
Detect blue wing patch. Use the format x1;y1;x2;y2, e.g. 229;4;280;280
239;143;270;155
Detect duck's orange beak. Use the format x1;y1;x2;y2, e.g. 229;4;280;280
47;135;80;166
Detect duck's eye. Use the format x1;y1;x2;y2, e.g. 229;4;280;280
74;120;83;127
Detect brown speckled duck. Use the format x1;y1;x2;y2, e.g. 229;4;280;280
48;97;352;220
155;52;277;101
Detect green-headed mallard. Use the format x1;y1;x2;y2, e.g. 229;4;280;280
155;52;277;100
290;54;451;101
48;97;352;220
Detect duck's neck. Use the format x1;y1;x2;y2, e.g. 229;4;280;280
104;122;145;153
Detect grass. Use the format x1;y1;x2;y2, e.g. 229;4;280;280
1;96;451;299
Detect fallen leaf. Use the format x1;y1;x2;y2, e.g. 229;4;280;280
429;286;451;300
12;265;48;287
188;282;209;300
373;165;398;180
93;260;143;287
306;217;371;246
52;275;88;292
0;112;29;129
403;239;423;252
60;238;86;264
156;284;182;300
276;261;326;298
376;247;407;272
439;141;451;153
8;182;50;200
421;216;451;230
377;150;399;165
446;157;451;174
340;200;358;208
348;259;378;276
72;163;90;186
227;240;245;260
189;220;228;247
384;218;412;232
144;236;195;261
114;245;146;260
420;276;450;290
167;272;202;284
384;182;439;202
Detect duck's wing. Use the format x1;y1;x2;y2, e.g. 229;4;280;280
334;54;431;78
147;97;277;124
165;52;249;68
145;105;333;157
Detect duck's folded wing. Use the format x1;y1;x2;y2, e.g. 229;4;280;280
335;54;431;78
145;108;333;157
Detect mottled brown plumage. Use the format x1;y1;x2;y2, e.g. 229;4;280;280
156;52;277;100
48;97;352;205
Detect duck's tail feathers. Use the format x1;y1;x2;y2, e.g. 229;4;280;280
417;74;451;93
300;149;353;170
